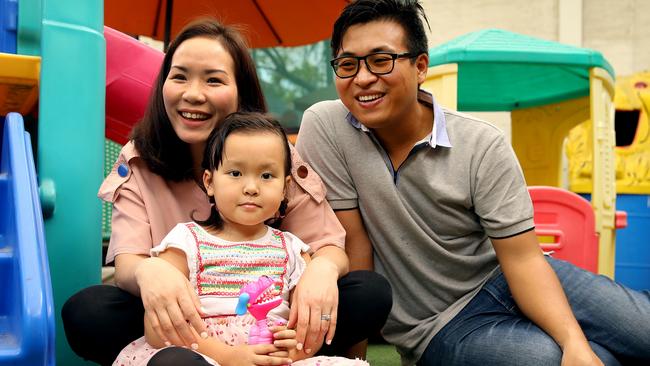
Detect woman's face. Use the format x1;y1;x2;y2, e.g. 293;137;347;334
163;36;239;147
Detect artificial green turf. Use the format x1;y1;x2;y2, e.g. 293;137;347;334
366;343;401;365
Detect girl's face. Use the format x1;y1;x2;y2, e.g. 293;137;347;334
203;131;290;231
163;36;239;148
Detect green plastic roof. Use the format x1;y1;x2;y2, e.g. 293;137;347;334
428;29;615;111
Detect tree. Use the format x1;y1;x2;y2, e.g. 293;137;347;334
252;40;336;130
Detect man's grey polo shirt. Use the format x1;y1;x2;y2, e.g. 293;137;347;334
296;92;534;365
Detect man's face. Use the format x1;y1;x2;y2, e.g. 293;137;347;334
333;20;428;130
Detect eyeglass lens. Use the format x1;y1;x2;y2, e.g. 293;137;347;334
333;53;397;78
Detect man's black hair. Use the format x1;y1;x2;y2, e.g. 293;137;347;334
330;0;431;59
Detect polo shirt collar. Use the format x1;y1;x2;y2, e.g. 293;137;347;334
345;89;452;148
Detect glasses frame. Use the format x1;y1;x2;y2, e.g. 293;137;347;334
330;52;418;79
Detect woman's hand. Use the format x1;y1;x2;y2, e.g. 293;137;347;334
287;256;339;354
561;339;604;366
136;256;207;348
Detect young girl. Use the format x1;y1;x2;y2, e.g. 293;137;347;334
113;112;368;366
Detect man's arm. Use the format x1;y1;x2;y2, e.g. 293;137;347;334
335;209;373;271
492;230;602;365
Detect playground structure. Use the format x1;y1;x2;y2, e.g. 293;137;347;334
566;71;650;290
1;0;104;364
421;29;626;277
1;112;54;365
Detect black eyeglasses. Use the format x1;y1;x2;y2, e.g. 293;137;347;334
330;52;418;79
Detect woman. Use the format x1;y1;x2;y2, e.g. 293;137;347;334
62;18;391;366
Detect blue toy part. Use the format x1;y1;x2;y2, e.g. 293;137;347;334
0;0;18;53
235;293;251;316
612;194;650;290
581;193;650;290
0;112;55;365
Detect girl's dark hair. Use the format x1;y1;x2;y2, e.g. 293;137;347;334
131;18;268;181
330;0;430;59
194;112;292;230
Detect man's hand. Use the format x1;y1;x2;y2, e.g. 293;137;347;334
561;339;604;366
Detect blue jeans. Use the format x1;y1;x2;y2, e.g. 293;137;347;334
418;257;650;366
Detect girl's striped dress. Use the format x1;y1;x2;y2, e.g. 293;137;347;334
113;222;368;366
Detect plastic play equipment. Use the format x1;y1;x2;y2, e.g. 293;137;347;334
105;26;162;145
5;0;105;365
1;0;55;363
567;71;650;289
528;186;600;273
0;113;55;365
423;29;623;277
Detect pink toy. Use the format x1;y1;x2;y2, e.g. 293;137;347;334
235;276;283;345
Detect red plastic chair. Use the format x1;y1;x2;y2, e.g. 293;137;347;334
528;186;598;273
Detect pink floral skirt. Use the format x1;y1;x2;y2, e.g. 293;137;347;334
113;315;368;366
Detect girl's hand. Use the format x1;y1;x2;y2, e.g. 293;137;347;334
270;325;314;362
223;344;293;366
136;257;207;348
561;339;604;366
270;325;297;351
287;257;338;354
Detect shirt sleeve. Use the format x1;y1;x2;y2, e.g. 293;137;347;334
100;156;153;264
296;103;359;211
280;145;346;252
150;223;194;257
282;231;310;291
473;134;535;238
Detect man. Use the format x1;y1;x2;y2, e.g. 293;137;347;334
296;0;650;365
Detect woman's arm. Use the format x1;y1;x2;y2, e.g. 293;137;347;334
105;159;208;347
281;166;351;354
492;231;603;366
291;244;349;352
142;248;203;348
113;253;147;296
120;245;204;349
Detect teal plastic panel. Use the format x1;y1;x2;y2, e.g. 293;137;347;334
17;0;42;55
428;29;614;111
457;62;590;111
38;0;104;365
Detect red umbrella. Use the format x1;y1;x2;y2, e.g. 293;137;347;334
105;0;349;49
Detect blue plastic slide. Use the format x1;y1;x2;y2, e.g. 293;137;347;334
0;112;55;365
